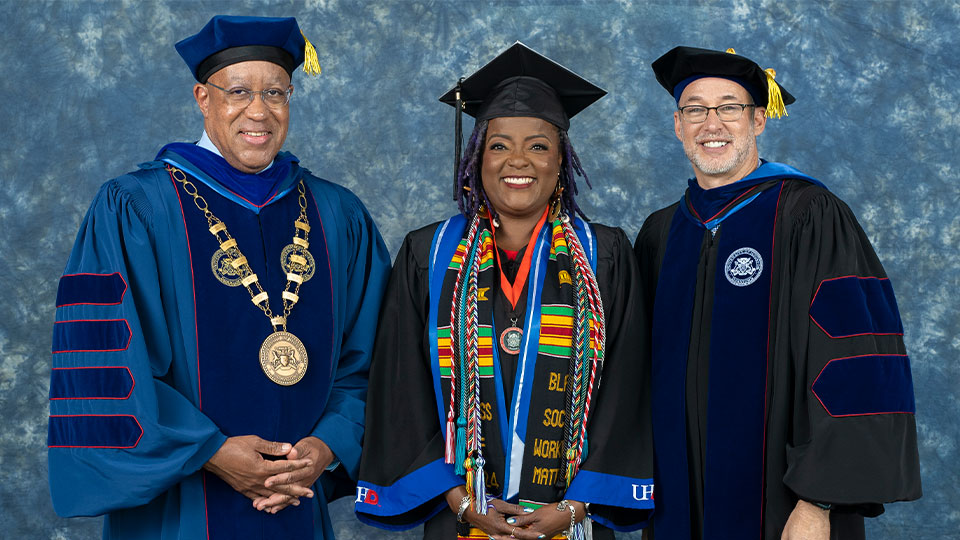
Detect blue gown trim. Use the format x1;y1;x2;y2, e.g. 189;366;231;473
157;149;299;214
565;469;653;532
564;469;654;510
679;161;823;231
812;354;915;416
651;180;786;538
50;367;134;400
52;319;132;353
56;272;127;307
428;215;468;431
700;183;782;535
48;415;143;448
355;458;462;527
155;143;298;208
809;276;904;338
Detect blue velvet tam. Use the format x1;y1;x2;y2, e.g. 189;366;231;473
652;46;795;111
175;15;308;83
672;75;764;108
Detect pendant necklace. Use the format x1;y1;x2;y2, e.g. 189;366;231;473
490;210;548;355
168;165;313;386
499;315;523;354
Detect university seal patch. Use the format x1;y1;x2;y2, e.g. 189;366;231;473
724;247;763;287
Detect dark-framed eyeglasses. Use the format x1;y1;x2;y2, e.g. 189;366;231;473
206;81;293;108
678;103;756;123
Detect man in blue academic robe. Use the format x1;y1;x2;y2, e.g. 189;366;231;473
47;15;390;539
634;47;921;539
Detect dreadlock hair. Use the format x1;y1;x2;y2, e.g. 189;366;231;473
455;119;593;221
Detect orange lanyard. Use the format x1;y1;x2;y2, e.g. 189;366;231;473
490;209;549;310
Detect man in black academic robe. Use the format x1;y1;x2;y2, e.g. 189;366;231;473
634;46;921;540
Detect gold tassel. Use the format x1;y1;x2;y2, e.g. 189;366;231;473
300;30;322;76
764;68;787;119
727;48;788;119
464;457;474;495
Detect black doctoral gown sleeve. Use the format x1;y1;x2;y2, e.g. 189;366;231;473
564;225;655;531
355;225;462;530
765;184;921;531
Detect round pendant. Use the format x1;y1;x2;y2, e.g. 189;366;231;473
259;331;309;386
499;326;523;354
280;244;316;282
210;249;244;287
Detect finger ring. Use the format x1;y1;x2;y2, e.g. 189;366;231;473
511;527;517;538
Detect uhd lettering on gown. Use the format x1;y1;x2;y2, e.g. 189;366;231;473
356;486;379;505
632;483;654;501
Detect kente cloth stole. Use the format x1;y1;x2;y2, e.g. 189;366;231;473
427;214;598;540
651;180;784;540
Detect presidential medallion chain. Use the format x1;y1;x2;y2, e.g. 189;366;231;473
167;164;311;386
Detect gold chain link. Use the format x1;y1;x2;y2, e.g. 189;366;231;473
166;164;311;331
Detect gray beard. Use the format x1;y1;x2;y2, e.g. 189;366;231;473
685;139;752;177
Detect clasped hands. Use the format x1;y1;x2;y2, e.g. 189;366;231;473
445;487;585;540
203;434;335;514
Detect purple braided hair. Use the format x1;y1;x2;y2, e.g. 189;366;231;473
455;120;592;221
558;130;592;221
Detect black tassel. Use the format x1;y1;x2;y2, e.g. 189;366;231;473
453;77;464;201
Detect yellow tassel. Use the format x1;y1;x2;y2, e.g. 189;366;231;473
300;30;322;76
726;48;787;119
764;68;787;119
464;457;474;494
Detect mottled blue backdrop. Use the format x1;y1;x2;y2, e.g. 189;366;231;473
2;1;956;538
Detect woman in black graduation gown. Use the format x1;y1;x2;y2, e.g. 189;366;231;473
356;43;654;540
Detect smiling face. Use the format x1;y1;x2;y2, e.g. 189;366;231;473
480;116;562;222
674;77;766;189
194;61;292;173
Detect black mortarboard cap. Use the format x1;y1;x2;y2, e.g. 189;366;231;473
439;42;606;131
439;42;605;199
652;46;794;119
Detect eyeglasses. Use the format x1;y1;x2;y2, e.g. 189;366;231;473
206;82;293;108
678;103;755;123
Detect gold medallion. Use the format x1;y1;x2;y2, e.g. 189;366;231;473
259;331;309;386
280;244;316;282
169;165;314;386
211;249;243;287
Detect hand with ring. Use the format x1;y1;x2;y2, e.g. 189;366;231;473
444;487;543;539
501;499;587;539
